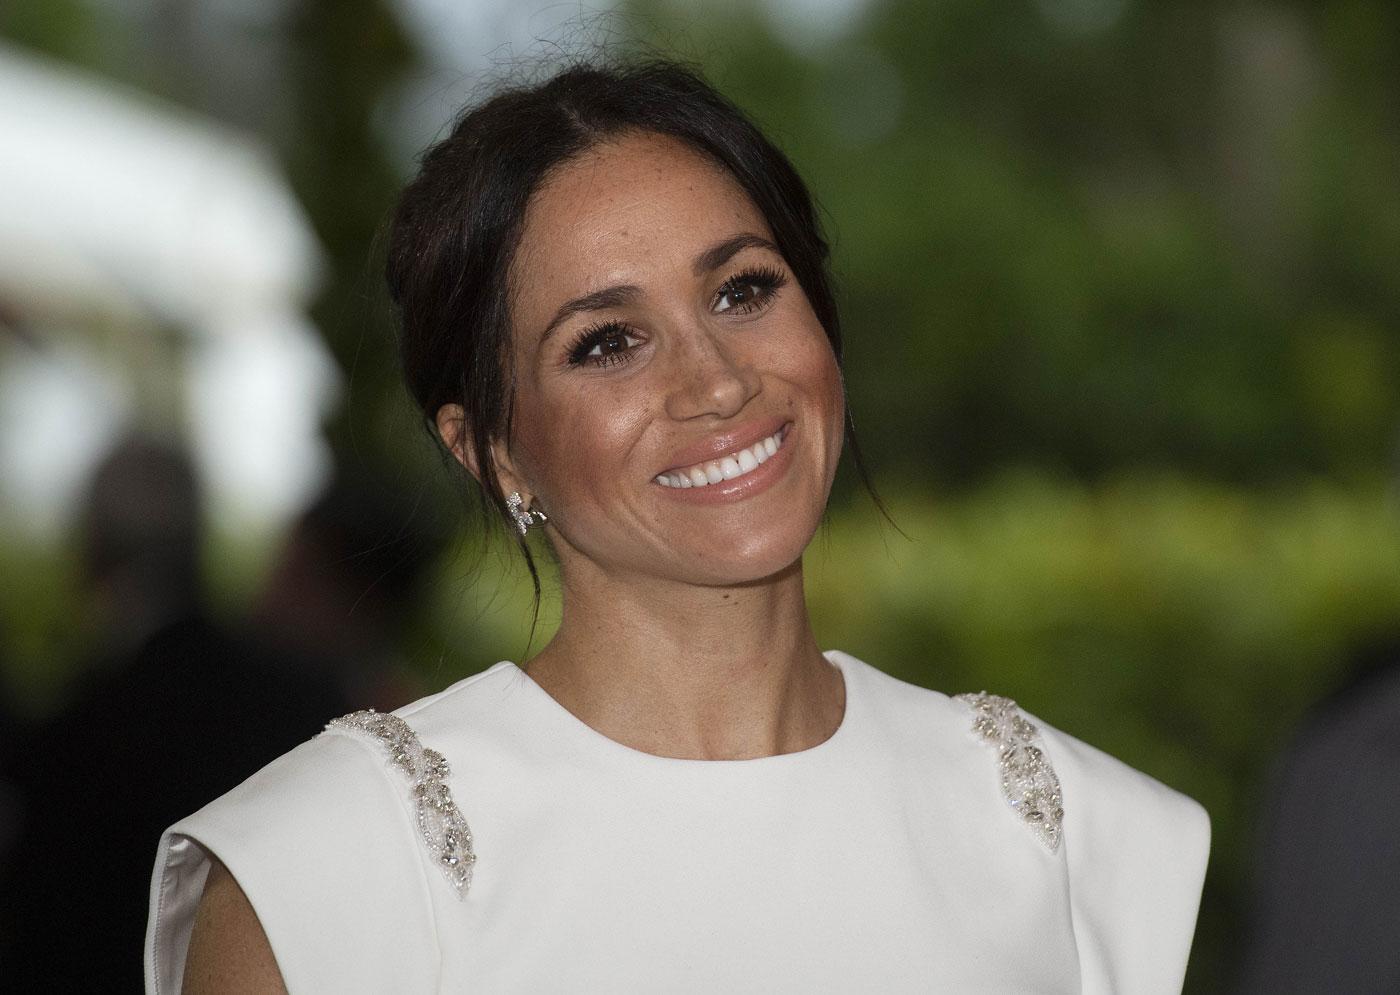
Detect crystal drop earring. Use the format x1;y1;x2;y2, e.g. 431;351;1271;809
505;491;547;537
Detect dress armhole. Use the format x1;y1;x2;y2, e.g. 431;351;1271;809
144;732;442;994
146;830;216;993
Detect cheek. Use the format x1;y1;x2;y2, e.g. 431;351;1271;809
815;350;847;465
765;324;844;422
775;327;846;474
513;384;649;506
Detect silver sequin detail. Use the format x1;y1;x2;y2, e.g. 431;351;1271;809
954;691;1064;852
326;709;476;897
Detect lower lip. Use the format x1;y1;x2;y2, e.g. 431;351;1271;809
652;423;796;505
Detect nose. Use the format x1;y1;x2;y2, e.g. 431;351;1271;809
662;328;761;422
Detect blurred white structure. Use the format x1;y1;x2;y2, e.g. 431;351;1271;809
0;42;338;541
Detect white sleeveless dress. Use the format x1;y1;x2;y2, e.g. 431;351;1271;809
145;651;1209;993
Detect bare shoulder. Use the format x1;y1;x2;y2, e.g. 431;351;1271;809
182;858;288;995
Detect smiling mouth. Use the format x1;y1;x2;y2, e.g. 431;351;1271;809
654;425;791;489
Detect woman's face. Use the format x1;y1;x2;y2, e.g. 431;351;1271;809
495;130;845;589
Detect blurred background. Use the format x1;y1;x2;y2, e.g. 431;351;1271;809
1;0;1398;990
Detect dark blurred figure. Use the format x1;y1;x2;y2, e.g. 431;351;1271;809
243;457;444;715
0;641;21;887
1235;633;1400;994
0;432;444;990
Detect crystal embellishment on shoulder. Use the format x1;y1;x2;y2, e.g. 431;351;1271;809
953;691;1064;852
325;709;476;897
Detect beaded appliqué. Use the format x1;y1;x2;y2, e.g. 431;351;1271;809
953;692;1064;852
325;709;476;897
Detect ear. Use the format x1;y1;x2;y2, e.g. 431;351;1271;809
434;403;528;499
435;403;479;479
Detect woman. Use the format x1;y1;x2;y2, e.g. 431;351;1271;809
146;59;1209;993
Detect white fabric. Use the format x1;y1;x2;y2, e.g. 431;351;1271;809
145;651;1209;993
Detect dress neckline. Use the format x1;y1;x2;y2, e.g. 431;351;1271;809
502;650;856;769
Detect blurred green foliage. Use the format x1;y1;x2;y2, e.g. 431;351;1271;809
4;0;1400;989
621;0;1400;488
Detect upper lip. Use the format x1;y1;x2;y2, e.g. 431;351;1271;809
658;417;790;475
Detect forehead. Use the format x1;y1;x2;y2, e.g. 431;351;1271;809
509;131;772;323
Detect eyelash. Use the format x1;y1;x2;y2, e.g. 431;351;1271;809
564;265;789;369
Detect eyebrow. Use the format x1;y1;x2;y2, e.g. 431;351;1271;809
536;232;781;345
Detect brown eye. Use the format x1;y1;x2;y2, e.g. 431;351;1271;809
713;265;788;315
591;329;632;357
718;281;762;311
567;321;643;368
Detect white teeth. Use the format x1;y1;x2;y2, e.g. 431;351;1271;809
655;427;788;489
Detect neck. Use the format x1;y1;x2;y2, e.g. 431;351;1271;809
521;558;844;760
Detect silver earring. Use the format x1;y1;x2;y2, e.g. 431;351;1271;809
506;491;548;537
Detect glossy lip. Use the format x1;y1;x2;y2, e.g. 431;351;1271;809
651;422;796;505
656;416;790;476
